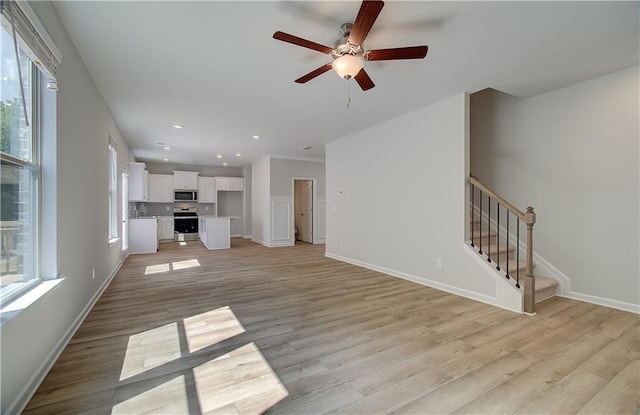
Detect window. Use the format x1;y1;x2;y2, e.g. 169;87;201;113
122;172;129;251
108;143;118;242
1;1;60;303
1;24;39;298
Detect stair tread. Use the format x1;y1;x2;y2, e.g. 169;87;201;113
476;243;514;254
535;276;558;290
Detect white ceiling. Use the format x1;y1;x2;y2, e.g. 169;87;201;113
54;1;639;168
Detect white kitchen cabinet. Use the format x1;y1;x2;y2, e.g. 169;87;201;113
148;174;174;203
215;176;244;191
129;218;158;253
200;216;235;250
128;162;148;201
158;216;174;241
173;170;199;190
198;176;217;204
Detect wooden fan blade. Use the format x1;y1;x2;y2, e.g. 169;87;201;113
365;46;428;61
295;63;333;83
354;68;375;91
348;1;385;46
273;31;333;54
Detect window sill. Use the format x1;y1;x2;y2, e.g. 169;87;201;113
1;278;64;326
108;237;120;247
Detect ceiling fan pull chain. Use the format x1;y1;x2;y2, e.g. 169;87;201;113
346;78;351;109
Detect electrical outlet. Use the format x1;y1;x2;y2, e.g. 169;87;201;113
340;240;344;248
92;268;96;279
165;206;170;211
436;259;443;269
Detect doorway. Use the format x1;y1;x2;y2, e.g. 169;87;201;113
294;179;314;243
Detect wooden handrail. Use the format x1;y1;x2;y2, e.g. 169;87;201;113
468;176;537;314
469;176;525;220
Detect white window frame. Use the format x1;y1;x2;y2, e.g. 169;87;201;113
108;144;119;243
122;172;129;251
0;0;61;306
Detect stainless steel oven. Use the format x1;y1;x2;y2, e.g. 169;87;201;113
173;207;199;241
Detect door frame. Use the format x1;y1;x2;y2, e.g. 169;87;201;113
291;177;318;244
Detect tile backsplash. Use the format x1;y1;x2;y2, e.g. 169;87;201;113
129;202;217;217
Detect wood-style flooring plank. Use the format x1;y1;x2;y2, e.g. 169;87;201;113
23;239;640;415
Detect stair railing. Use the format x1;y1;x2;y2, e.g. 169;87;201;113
468;176;537;313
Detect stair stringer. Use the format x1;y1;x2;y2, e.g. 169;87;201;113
471;206;566;296
463;243;523;313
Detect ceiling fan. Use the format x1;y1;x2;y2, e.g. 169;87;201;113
273;0;428;91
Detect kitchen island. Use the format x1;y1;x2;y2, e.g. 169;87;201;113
199;216;239;250
129;217;158;254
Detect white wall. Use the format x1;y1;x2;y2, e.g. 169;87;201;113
269;157;325;197
1;2;132;413
471;66;640;311
270;157;326;245
251;156;270;245
252;156;327;247
242;165;252;237
326;94;521;311
144;162;243;177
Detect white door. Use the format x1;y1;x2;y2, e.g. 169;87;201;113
295;180;313;243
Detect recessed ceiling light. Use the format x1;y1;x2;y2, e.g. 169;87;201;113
163;158;169;162
235;153;242;157
173;124;184;129
216;155;223;159
222;162;228;166
251;135;260;139
164;146;171;150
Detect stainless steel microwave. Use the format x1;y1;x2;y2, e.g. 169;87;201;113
174;191;197;201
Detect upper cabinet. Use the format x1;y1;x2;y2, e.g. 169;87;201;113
129;162;148;201
148;174;174;203
173;170;199;190
216;177;244;191
198;176;217;204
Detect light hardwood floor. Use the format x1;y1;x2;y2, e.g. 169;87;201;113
24;239;639;414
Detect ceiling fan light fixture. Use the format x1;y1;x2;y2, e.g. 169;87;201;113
332;54;363;79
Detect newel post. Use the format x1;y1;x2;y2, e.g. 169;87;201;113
523;206;536;314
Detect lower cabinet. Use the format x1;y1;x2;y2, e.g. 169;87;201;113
200;216;233;250
129;218;158;254
158;216;174;241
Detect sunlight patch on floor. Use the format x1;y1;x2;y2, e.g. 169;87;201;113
193;342;289;413
119;322;181;381
144;263;170;275
172;259;201;270
144;259;200;275
183;306;246;353
116;307;288;413
112;374;189;414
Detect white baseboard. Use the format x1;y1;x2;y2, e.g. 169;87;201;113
517;246;638;314
242;234;252;240
530;251;571;295
250;237;293;248
560;291;640;314
8;255;128;415
251;237;268;247
270;240;295;247
325;251;522;314
470;207;639;313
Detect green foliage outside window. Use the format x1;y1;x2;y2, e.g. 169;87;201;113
1;98;21;155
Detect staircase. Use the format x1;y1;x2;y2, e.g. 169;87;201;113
469;217;558;305
468;176;559;313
